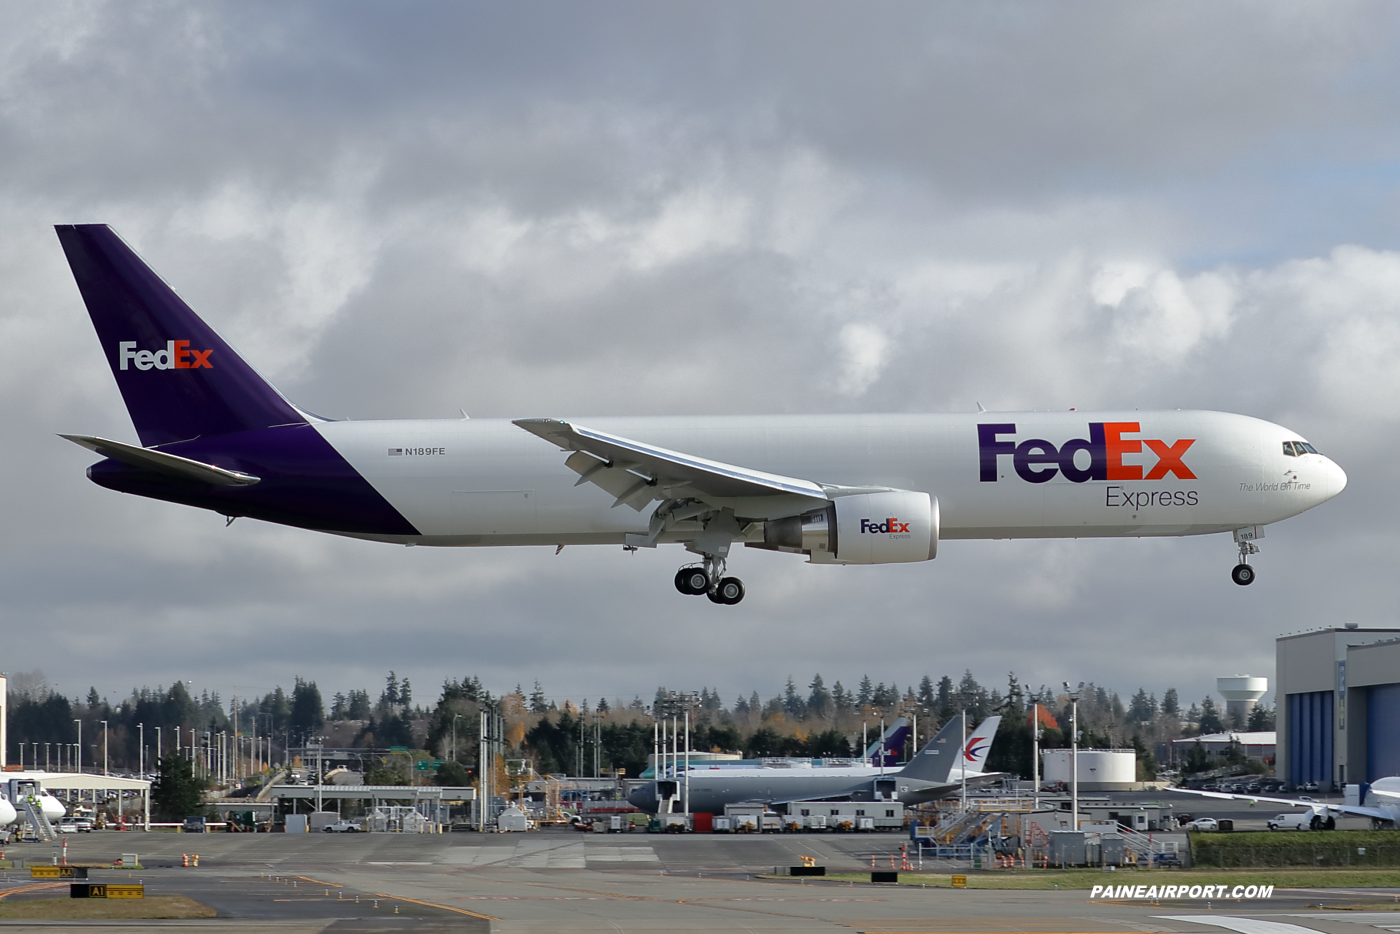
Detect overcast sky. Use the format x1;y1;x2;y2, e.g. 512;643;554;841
3;1;1398;714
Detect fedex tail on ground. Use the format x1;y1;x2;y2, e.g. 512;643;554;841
56;225;1347;604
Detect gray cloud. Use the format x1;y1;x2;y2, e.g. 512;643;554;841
1;1;1397;710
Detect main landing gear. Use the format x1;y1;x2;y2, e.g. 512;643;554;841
674;557;745;605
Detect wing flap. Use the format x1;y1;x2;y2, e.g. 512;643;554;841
516;418;830;509
60;434;261;487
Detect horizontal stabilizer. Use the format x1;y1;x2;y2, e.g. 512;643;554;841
60;434;260;487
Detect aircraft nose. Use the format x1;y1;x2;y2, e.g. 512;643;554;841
627;783;656;813
1323;457;1348;498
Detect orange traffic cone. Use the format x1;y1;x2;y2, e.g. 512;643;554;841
181;853;189;867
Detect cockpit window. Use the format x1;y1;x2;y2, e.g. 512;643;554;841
1300;442;1319;454
1282;442;1298;457
1284;440;1319;456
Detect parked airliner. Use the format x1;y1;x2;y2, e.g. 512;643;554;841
629;715;974;814
56;225;1347;603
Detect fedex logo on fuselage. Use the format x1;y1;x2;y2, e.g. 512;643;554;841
978;422;1195;484
118;340;213;371
861;518;910;534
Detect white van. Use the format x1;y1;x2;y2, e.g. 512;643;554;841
1267;812;1313;831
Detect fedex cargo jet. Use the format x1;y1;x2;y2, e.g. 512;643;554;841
55;225;1347;604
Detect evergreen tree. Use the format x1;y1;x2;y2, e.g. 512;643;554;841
400;678;412;709
347;690;371;720
151;753;206;820
1184;739;1210;775
917;674;936;710
1161;687;1180;716
832;681;851;714
783;677;806;718
596;697;611;715
329;692;348;719
857;675;874;707
289;678;324;739
1128;688;1156;723
530;681;549;714
936;676;954;718
382;672;400;709
1246;703;1275;731
1198;697;1224;734
807;674;831;719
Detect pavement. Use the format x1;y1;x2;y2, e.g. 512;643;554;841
0;825;1391;933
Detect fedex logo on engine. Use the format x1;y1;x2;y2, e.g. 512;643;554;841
978;422;1195;484
861;517;911;535
118;340;213;371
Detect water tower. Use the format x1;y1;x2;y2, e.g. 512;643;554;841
1217;675;1268;728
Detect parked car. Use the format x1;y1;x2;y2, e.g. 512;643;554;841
1268;812;1314;831
323;820;361;833
1303;781;1320;792
57;818;79;834
1184;818;1219;831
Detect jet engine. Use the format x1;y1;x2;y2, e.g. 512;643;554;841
761;490;937;564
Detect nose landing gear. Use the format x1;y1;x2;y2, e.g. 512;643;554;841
673;556;745;604
1231;528;1261;586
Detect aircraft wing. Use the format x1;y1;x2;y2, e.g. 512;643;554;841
513;418;829;513
60;434;261;486
1164;787;1394;822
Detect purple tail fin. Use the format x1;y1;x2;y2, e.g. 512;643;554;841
56;225;307;447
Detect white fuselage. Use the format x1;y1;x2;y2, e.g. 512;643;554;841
312;410;1344;546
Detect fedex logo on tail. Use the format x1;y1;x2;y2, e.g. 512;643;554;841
118;341;212;371
978;422;1194;484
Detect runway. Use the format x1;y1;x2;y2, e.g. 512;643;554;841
1;829;1393;933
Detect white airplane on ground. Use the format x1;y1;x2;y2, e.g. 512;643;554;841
56;225;1347;603
1167;777;1400;829
630;714;1002;813
0;776;69;825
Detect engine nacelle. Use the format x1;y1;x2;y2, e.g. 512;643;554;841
762;490;937;564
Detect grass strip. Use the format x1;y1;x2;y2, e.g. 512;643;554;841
0;895;215;919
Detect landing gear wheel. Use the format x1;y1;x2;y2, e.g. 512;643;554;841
1310;814;1323;830
1324;816;1336;830
674;567;709;595
1231;564;1255;586
715;577;745;605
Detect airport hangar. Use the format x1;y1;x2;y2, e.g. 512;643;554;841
1276;623;1400;791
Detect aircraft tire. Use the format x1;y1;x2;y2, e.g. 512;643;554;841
1231;564;1255;586
675;568;708;595
1310;814;1323;830
1325;816;1336;830
716;577;745;605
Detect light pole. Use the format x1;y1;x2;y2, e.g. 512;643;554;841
138;724;145;779
1032;702;1041;810
74;720;82;774
1063;682;1083;832
101;720;109;776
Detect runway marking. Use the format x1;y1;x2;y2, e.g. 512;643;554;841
288;873;498;921
1290;915;1400;933
1158;918;1323;934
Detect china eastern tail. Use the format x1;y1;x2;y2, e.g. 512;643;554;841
56;225;1347;604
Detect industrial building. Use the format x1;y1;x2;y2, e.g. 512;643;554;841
1276;624;1400;790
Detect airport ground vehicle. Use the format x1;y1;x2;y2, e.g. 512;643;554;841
55;225;1348;602
1268;812;1314;830
1184;818;1219;831
323;820;361;833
